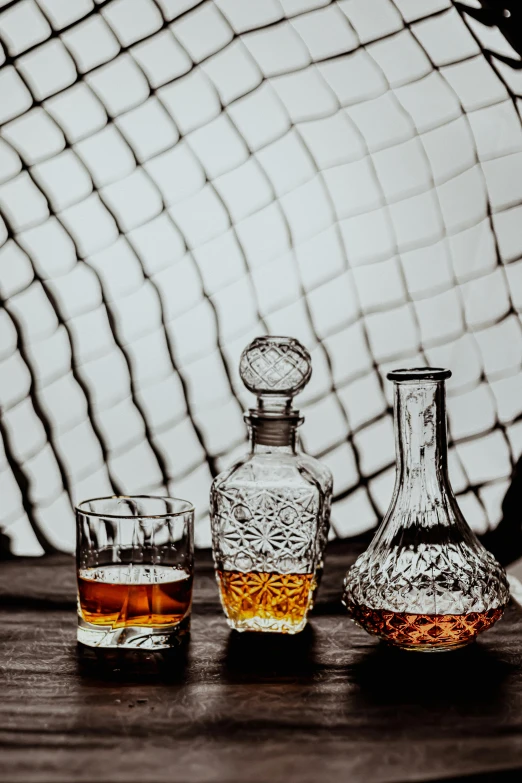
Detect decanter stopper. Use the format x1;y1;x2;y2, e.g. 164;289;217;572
239;336;312;415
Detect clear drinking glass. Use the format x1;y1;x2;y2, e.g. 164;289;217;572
76;496;194;650
343;368;509;652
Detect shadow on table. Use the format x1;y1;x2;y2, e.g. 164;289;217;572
223;624;319;684
347;639;516;710
440;768;522;783
75;639;190;683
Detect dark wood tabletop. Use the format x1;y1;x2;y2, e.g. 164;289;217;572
2;541;522;783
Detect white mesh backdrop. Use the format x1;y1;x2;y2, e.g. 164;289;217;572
0;0;521;555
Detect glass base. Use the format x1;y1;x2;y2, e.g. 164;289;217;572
385;639;474;653
226;616;308;634
77;614;190;649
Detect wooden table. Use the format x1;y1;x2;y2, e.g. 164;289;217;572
2;541;522;783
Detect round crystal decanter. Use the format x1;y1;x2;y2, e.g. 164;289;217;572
210;336;333;634
343;368;509;652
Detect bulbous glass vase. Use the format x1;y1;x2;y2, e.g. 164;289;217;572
343;368;510;652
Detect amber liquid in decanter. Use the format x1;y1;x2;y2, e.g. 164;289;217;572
211;336;333;634
217;570;316;632
345;603;504;652
343;368;509;652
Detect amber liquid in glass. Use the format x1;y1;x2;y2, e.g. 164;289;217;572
217;570;315;632
348;603;504;650
78;565;192;628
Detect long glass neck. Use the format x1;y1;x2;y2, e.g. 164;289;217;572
393;380;450;503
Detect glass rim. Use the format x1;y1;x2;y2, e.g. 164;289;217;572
75;494;195;520
387;367;452;382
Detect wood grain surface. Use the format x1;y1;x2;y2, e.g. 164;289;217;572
1;541;522;783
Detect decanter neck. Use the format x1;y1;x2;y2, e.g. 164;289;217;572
247;413;300;452
393;379;450;499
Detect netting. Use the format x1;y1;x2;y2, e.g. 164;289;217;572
0;0;521;556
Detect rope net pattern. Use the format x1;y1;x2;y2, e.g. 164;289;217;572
0;0;521;555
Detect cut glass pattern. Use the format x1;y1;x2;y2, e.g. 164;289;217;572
211;334;332;632
212;466;320;573
239;336;312;396
346;538;509;616
343;369;509;650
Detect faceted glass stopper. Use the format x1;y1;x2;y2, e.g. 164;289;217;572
239;336;312;398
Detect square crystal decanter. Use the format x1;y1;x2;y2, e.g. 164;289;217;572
210;336;333;633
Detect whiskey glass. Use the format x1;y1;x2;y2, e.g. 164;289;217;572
76;496;194;650
343;368;509;652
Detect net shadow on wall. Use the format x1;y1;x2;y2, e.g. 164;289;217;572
0;0;522;557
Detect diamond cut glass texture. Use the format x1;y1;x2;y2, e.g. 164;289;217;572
343;369;510;652
211;336;333;633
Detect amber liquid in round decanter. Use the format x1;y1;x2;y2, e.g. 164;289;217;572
345;602;504;652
